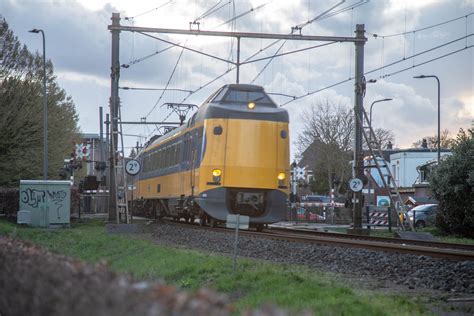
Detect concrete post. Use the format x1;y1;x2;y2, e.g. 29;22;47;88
352;24;366;231
108;13;121;221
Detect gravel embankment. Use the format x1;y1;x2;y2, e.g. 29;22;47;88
151;223;474;294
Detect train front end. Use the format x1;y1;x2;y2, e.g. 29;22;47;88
196;84;289;224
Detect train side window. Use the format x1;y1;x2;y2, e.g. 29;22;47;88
158;148;163;170
174;143;179;166
156;150;161;170
178;141;183;164
182;141;187;164
172;144;176;166
164;147;168;168
144;155;149;172
168;146;172;167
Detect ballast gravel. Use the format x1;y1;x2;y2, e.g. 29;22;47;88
151;222;474;295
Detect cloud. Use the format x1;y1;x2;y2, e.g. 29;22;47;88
1;0;472;156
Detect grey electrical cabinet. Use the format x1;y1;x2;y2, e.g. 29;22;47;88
18;180;71;227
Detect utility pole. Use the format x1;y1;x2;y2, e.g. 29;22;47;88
108;12;120;222
352;24;366;233
99;106;105;167
29;29;48;180
105;113;110;216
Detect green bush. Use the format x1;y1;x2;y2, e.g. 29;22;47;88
430;129;474;238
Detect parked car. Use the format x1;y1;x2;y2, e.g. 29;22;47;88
302;195;331;203
405;204;438;228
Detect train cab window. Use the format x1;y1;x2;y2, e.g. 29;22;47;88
190;113;197;126
223;90;274;105
210;87;227;102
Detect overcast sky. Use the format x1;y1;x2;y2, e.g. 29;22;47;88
2;0;473;158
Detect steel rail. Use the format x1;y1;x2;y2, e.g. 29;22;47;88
245;230;474;261
268;226;474;251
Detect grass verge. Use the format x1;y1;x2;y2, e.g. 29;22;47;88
0;219;428;315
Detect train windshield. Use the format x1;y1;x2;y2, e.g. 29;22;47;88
212;88;275;106
224;90;273;104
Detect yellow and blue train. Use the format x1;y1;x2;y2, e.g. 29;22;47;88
131;84;289;230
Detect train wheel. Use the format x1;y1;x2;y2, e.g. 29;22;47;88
210;218;217;228
256;224;264;232
189;216;195;224
199;216;206;226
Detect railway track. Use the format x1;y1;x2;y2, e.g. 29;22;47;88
268;226;474;252
165;220;474;261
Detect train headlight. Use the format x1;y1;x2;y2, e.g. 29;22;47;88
247;102;255;109
277;172;286;180
212;169;222;183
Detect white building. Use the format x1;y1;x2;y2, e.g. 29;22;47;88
389;150;451;187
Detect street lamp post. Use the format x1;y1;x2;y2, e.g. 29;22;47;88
414;75;441;163
369;98;393;128
367;98;392;206
29;28;48;180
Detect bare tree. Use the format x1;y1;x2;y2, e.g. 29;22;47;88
297;100;353;195
371;128;395;149
297;99;396;195
412;129;454;149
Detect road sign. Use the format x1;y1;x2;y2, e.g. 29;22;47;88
226;214;250;229
125;159;141;176
226;214;250;273
349;178;363;192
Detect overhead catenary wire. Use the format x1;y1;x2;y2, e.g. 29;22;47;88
134;31;338;99
365;12;474;38
379;45;473;79
242;41;338;65
120;87;193;94
123;1;232;68
123;45;175;68
194;0;230;23
364;34;473;77
138;32;237;65
294;0;347;29
211;3;267;29
311;0;368;23
250;0;359;83
144;40;188;119
124;0;174;21
125;0;367;108
280;34;474;106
